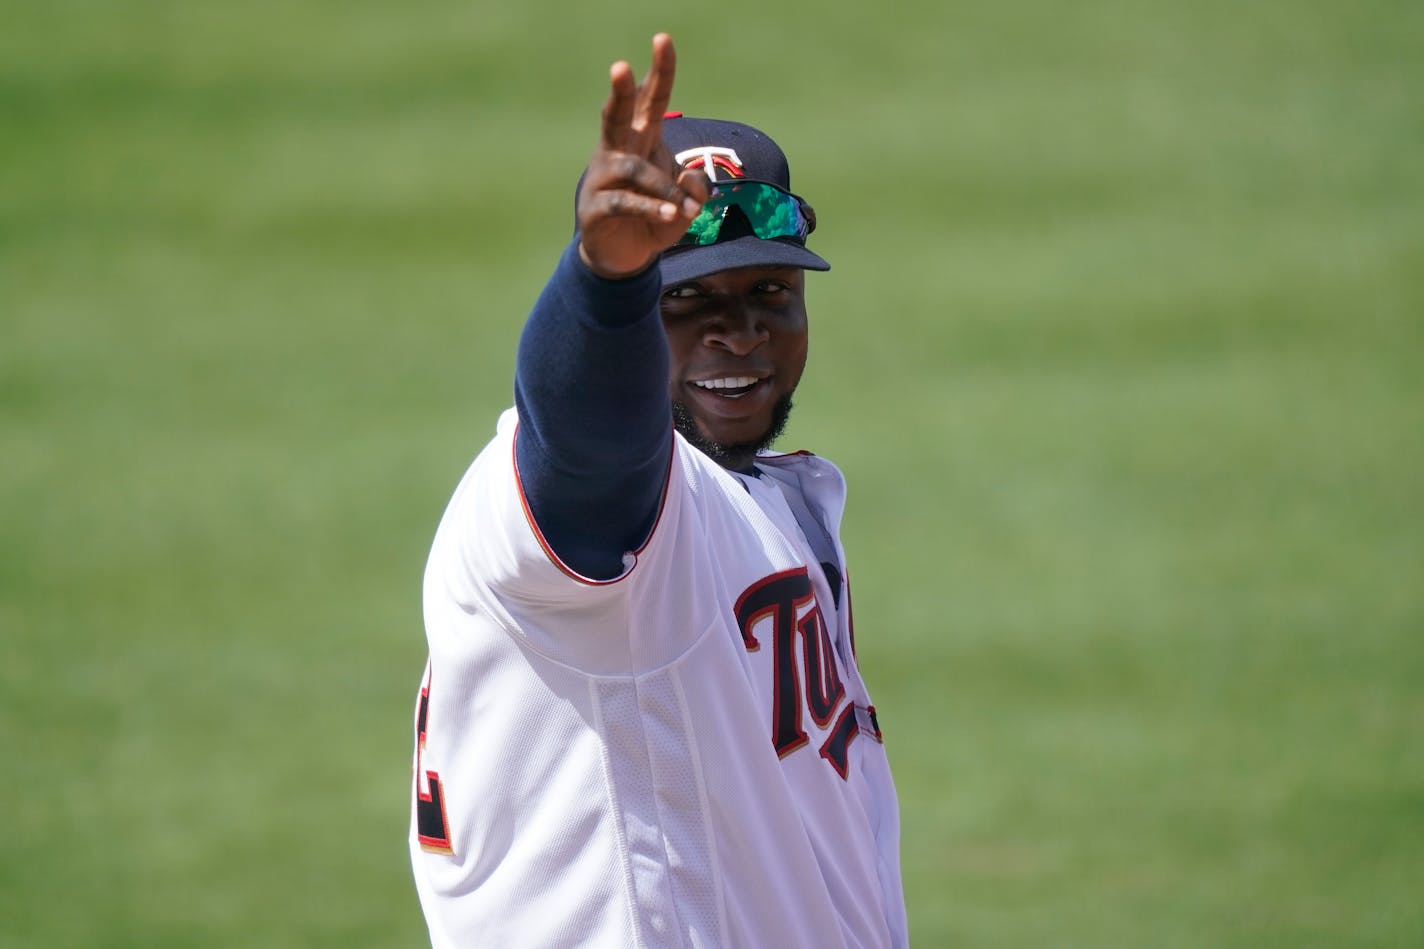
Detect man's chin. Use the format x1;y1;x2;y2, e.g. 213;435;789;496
671;396;794;471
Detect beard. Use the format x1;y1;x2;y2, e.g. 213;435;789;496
671;394;795;472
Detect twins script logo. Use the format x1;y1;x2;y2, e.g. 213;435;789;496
735;567;880;779
675;145;745;182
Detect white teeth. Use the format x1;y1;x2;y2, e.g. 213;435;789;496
693;376;759;391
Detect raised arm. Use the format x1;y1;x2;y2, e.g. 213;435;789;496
513;35;712;581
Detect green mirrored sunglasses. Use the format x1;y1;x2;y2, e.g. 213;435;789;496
677;180;813;247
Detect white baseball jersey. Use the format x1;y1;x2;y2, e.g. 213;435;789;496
411;408;907;948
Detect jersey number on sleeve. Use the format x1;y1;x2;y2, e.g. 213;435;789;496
414;671;454;854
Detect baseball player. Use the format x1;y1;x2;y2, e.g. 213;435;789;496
411;33;907;948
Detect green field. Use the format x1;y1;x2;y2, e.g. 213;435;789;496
3;1;1421;945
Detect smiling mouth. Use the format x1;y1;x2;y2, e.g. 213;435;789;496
691;376;766;399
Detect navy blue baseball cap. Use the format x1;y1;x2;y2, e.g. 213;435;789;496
657;114;830;284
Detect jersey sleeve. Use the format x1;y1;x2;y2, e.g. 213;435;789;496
511;239;674;581
425;409;692;674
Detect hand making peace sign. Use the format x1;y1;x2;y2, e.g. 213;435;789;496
576;34;713;280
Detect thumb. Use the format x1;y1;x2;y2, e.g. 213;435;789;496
676;167;714;207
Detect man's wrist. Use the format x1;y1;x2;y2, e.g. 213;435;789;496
577;241;659;282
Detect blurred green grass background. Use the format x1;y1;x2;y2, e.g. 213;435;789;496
3;1;1421;945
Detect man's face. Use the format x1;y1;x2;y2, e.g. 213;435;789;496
661;265;809;470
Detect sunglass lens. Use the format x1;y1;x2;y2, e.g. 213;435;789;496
678;182;808;247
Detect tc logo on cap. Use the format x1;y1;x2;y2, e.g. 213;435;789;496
675;146;744;182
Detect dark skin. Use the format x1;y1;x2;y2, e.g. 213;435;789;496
577;33;709;280
578;34;810;469
662;267;808;466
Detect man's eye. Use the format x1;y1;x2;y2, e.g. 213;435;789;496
664;285;700;299
758;281;788;294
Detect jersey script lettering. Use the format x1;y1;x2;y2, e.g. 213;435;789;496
734;568;858;777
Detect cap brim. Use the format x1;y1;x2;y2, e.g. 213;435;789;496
658;235;830;285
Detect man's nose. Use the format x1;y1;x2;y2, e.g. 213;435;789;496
702;308;769;355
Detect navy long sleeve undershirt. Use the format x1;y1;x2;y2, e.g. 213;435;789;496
513;240;673;580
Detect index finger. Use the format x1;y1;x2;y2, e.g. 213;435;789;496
599;59;638;150
597;34;678;156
